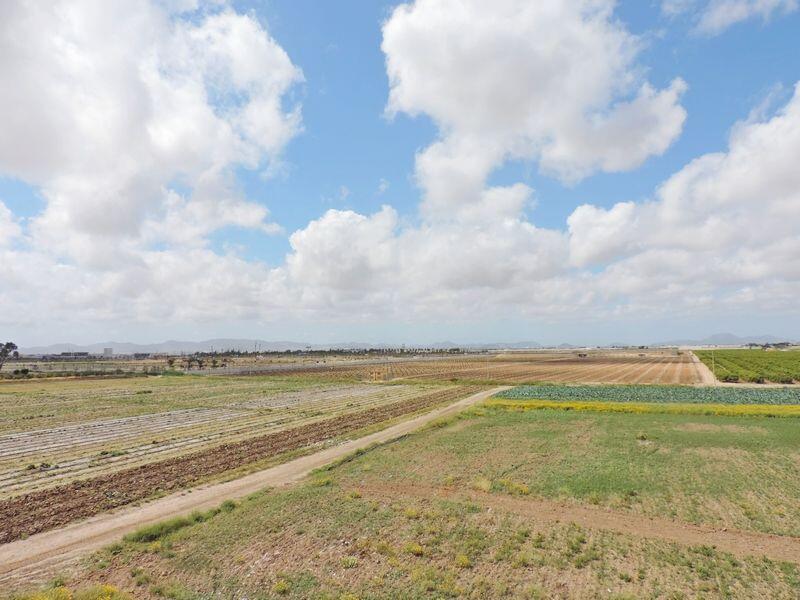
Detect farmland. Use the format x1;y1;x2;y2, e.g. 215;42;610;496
0;375;481;543
12;403;800;599
3;350;800;599
276;349;702;385
496;383;800;404
695;349;800;384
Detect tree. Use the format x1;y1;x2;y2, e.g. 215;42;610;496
0;342;18;372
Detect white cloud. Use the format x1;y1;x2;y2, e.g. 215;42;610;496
0;0;302;267
0;201;21;246
568;83;800;313
382;0;687;219
698;0;797;33
1;1;799;338
662;0;798;34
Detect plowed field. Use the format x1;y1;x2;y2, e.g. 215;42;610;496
0;385;481;543
277;351;701;385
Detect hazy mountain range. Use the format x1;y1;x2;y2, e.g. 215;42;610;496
17;333;795;355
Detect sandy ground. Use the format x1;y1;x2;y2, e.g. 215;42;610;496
360;484;800;564
0;386;507;586
689;351;718;385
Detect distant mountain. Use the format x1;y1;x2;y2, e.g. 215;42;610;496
20;338;547;355
653;333;792;347
20;339;378;355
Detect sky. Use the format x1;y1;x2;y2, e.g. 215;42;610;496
0;0;799;346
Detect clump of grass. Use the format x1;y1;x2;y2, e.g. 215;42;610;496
471;476;492;492
403;506;421;519
124;516;193;543
404;542;425;556
272;579;290;595
130;567;151;587
149;582;194;599
18;585;131;600
376;541;395;556
123;505;223;543
496;478;530;496
341;556;359;569
455;553;472;568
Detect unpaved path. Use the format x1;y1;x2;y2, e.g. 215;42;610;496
689;351;718;385
359;484;800;564
0;386;507;586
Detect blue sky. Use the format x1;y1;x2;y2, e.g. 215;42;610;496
0;0;799;346
202;0;800;265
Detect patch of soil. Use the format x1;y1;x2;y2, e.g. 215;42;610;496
356;483;800;564
675;423;768;434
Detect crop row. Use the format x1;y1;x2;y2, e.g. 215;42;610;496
695;350;800;384
495;384;800;405
0;384;482;543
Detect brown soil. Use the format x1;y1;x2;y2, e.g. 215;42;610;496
358;483;800;564
0;386;481;544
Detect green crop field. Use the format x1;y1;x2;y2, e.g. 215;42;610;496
695;349;800;384
495;383;800;405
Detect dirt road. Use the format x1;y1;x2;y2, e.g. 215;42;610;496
0;386;507;586
689;350;718;385
360;484;800;564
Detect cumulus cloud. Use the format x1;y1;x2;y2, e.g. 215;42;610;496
382;0;687;219
1;0;799;337
0;0;302;267
662;0;798;34
567;83;800;313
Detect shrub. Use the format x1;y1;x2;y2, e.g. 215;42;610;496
404;542;425;556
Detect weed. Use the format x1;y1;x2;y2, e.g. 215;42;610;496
404;542;425;556
471;476;492;492
341;556;359;569
455;553;472;568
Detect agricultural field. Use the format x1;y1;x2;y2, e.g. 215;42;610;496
496;383;800;405
695;349;800;384
284;350;702;385
12;401;800;599
0;375;481;543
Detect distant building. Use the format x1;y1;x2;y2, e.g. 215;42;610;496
60;352;89;358
133;353;151;360
103;348;113;358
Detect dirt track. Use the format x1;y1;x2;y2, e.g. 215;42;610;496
360;484;800;565
690;351;718;385
0;386;507;586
